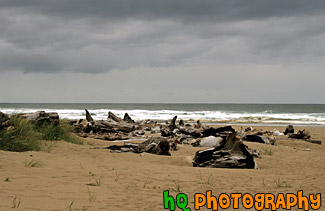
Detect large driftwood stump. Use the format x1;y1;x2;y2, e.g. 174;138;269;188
193;133;257;169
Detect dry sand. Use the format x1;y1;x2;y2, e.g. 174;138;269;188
0;126;324;210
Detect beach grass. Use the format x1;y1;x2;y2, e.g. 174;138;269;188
0;117;83;152
0;116;41;152
37;120;83;145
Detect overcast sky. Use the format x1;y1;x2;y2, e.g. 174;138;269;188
0;0;325;103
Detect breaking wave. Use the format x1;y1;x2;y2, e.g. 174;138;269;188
1;107;325;125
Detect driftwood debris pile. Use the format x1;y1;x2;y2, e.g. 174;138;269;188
72;109;159;141
193;132;257;169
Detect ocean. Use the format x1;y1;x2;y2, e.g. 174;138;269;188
1;103;325;126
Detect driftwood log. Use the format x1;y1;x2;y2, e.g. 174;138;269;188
202;126;235;137
20;111;59;126
288;130;321;145
193;133;257;169
85;109;94;123
108;111;123;122
284;125;294;135
107;137;171;155
0;111;9;123
244;135;275;145
178;126;202;138
124;113;135;123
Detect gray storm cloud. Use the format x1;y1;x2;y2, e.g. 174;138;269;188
0;0;325;73
0;1;325;103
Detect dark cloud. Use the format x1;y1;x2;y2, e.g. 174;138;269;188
0;1;325;103
1;0;325;22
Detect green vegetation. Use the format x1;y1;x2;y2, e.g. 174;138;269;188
114;171;120;182
36;120;83;145
87;187;98;202
0;116;41;152
25;159;43;168
0;117;82;152
262;148;275;156
66;200;74;211
168;175;182;192
198;171;213;185
86;172;102;187
12;195;21;208
275;178;293;188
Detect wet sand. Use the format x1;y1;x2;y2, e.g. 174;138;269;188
0;126;324;210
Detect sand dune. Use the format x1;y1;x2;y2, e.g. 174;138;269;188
0;126;324;210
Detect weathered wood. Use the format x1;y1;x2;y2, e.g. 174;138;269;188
178;126;202;138
21;111;59;125
202;126;235;137
284;125;294;135
289;129;310;140
98;120;135;133
108;111;122;122
124;113;135;123
244;135;274;145
193;133;257;169
85;109;94;123
107;137;171;155
194;120;202;129
161;126;173;137
0;111;9;123
179;119;184;126
168;116;177;130
305;140;322;145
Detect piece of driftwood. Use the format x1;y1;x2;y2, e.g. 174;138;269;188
107;137;171;155
161;126;173;137
179;119;184;126
85;109;94;123
168;116;178;130
98;120;135;133
20;111;59;125
194;120;202;129
178;126;202;138
202;126;235;137
124;113;135;123
192;136;223;147
305;140;322;145
108;111;122;122
289;129;310;140
192;133;257;169
284;125;294;135
97;133;129;141
288;130;321;145
244;135;275;145
0;111;9;123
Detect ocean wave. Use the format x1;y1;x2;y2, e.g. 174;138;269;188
1;107;325;125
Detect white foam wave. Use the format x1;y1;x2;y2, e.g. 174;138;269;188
1;107;325;125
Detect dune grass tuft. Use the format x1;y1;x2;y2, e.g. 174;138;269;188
37;120;83;145
0;117;83;152
0;116;41;152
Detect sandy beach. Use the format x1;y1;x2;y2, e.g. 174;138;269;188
0;125;324;210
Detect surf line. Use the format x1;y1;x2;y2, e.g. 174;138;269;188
163;190;321;211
